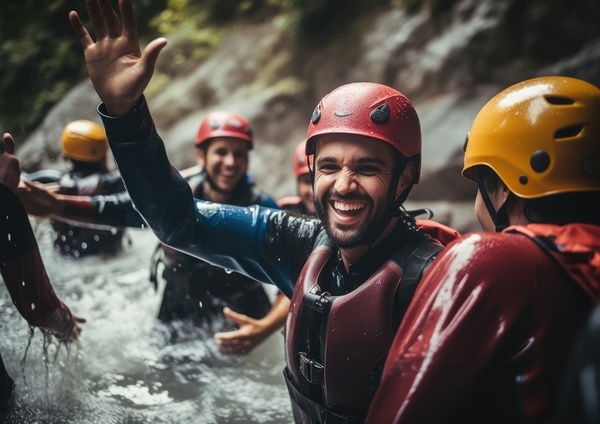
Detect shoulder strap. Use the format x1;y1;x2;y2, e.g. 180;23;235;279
392;238;444;329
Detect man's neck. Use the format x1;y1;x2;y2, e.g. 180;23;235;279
203;181;232;204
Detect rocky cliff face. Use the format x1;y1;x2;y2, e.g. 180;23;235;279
18;0;600;232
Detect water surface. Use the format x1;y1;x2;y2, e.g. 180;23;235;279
0;222;292;423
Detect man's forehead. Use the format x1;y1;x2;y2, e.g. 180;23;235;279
314;134;393;159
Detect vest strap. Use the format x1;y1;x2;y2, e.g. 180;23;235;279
284;368;364;424
299;352;325;384
392;239;444;328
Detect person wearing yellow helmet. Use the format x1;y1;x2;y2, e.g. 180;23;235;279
61;119;108;163
367;76;600;423
27;120;129;257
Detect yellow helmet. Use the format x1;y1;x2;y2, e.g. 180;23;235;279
463;76;600;198
61;120;108;163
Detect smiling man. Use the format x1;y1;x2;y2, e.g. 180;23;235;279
150;111;286;355
69;1;458;421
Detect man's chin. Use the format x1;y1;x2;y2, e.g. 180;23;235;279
328;228;367;249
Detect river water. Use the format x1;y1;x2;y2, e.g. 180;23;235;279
0;222;293;424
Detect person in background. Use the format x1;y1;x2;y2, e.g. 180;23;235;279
277;139;316;216
0;132;84;408
18;115;287;354
27;120;127;257
150;111;289;353
69;1;459;420
366;76;600;424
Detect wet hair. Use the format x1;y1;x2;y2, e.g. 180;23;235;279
476;166;600;226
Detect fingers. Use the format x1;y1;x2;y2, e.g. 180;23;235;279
1;133;15;154
214;332;252;354
222;306;250;324
120;0;138;41
85;0;108;39
98;0;122;38
69;11;94;48
141;37;168;75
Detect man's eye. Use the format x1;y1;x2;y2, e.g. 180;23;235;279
357;166;379;174
318;165;338;172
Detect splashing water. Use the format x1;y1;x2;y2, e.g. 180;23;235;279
0;222;292;423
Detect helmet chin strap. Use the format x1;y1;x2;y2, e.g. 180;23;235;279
474;168;510;232
363;161;413;247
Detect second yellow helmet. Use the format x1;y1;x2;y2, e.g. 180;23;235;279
463;76;600;198
61;120;108;163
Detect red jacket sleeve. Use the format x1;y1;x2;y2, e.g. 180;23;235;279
0;183;72;331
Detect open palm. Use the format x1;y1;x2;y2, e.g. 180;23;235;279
69;0;167;116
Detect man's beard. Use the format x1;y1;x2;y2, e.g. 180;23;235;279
314;190;390;249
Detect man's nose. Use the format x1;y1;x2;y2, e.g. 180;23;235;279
334;170;357;195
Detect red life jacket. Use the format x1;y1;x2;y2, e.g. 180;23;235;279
284;225;453;423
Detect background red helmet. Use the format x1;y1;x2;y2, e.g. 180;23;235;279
195;111;253;148
293;139;310;178
305;82;422;182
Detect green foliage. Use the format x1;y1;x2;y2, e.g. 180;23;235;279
0;0;166;139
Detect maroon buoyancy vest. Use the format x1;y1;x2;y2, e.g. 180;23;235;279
284;237;443;423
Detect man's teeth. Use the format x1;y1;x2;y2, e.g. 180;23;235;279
334;201;365;211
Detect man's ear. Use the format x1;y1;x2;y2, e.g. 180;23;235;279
496;179;511;205
396;161;416;197
195;148;205;168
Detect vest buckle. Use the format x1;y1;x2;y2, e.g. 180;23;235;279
303;290;332;313
299;353;325;385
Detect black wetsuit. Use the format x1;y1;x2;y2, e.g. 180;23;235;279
52;168;126;256
153;172;279;325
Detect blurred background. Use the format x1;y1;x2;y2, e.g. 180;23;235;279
2;0;600;232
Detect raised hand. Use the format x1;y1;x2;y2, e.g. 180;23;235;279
69;0;167;116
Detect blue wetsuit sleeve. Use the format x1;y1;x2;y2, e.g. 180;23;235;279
98;98;316;297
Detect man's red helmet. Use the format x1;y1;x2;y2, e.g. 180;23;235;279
306;82;421;182
195;111;253;148
293;139;310;178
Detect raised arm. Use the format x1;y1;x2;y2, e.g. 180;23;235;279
0;139;84;343
69;0;167;116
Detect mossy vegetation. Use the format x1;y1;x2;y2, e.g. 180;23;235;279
1;0;598;139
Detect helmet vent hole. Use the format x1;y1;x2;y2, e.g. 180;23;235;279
554;124;584;139
370;104;390;124
544;95;575;105
311;106;321;124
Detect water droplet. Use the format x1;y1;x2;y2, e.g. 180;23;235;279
7;233;11;241
198;301;203;308
31;303;36;310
